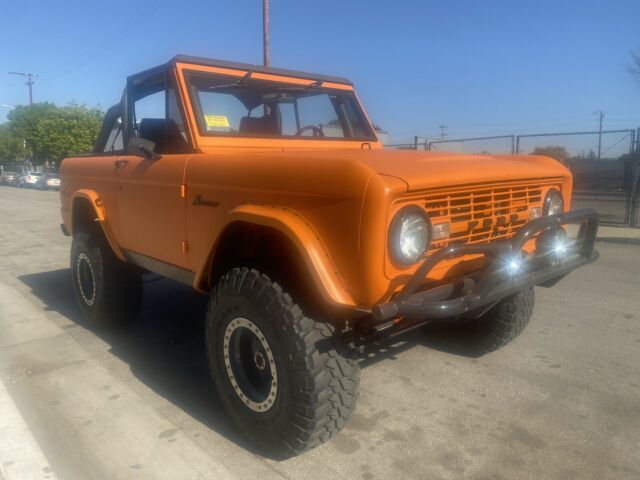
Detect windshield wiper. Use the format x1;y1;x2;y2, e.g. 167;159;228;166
208;71;253;90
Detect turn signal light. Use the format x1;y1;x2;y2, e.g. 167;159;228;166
530;207;542;220
432;222;450;240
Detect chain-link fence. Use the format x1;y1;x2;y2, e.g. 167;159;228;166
384;143;427;150
383;128;640;226
428;135;515;155
516;130;637;225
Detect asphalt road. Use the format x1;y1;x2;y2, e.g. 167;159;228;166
1;186;639;480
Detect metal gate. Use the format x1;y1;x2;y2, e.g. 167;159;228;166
515;130;637;226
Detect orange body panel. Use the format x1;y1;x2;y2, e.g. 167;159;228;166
60;58;574;311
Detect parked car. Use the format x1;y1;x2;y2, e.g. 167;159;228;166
17;172;43;188
35;173;61;191
1;171;19;186
60;55;599;458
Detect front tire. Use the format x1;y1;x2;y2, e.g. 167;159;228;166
71;226;142;329
472;287;535;353
422;287;535;355
205;268;360;458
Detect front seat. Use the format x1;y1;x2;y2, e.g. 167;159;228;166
239;115;279;135
139;118;190;154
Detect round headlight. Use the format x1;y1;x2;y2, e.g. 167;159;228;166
543;189;564;216
388;206;431;266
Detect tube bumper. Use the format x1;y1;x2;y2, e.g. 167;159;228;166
370;208;599;325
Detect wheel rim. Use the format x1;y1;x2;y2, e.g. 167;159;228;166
223;317;277;412
76;253;96;306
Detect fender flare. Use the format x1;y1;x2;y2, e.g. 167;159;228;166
197;204;356;307
70;189;126;261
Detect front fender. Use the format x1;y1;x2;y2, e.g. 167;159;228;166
195;204;356;307
70;189;125;261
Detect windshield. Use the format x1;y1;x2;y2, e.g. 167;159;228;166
187;72;376;141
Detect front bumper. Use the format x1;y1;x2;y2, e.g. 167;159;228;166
357;208;599;344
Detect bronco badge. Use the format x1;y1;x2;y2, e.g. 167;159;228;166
192;194;219;207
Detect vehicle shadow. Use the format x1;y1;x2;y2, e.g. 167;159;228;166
18;268;481;449
18;268;261;455
359;322;483;368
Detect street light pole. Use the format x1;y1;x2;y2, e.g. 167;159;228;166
263;0;269;67
8;72;37;105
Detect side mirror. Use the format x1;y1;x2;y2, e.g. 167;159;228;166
127;137;160;160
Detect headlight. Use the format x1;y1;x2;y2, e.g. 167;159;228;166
543;189;564;216
388;206;431;266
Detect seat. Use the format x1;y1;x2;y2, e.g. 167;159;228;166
138;118;190;154
239;115;279;135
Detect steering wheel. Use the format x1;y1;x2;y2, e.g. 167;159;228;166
295;125;325;137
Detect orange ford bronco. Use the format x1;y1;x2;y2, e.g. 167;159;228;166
60;55;599;457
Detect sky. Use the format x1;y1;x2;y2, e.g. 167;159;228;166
1;0;639;143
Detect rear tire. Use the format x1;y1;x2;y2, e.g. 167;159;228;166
205;268;360;459
71;226;142;329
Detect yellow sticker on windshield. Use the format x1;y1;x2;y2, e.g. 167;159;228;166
204;115;230;128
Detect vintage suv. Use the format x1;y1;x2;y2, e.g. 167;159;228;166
60;55;599;457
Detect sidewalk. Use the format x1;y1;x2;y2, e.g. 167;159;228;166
0;277;241;480
0;377;57;480
596;225;640;241
565;223;640;243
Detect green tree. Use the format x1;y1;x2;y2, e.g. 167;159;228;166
0;124;24;165
532;146;570;164
6;103;58;161
5;103;103;167
31;104;103;166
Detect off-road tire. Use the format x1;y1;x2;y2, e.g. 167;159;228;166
422;287;535;355
70;226;142;328
468;287;535;353
205;267;360;459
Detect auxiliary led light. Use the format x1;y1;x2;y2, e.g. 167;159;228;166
536;227;570;263
553;239;568;256
506;257;522;276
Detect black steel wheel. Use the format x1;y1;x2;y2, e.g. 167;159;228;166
223;317;278;412
71;226;142;328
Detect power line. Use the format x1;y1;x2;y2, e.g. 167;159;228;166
39;0;167;83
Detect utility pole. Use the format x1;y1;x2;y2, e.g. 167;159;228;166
9;72;38;105
594;110;606;161
262;0;269;67
438;125;448;140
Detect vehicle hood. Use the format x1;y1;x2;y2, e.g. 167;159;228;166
290;149;571;191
